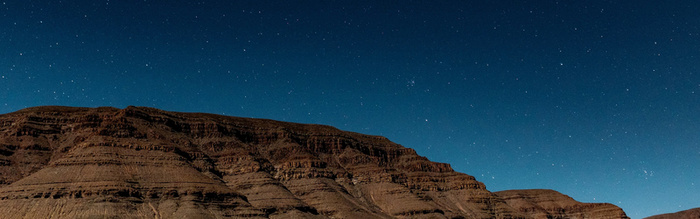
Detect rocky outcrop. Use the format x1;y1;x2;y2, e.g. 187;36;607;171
0;106;629;218
495;189;629;219
645;207;700;219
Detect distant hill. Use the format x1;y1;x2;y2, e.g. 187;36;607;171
645;207;700;219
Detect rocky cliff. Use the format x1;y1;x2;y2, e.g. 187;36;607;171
645;207;700;219
0;106;629;218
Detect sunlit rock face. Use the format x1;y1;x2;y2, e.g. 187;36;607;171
0;106;629;218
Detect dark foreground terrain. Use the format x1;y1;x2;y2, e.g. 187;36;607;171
0;106;629;218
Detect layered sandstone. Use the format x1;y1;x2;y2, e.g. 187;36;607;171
0;106;629;218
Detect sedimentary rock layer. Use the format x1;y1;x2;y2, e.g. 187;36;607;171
0;106;629;218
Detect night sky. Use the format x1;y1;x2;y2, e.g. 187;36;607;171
2;1;699;218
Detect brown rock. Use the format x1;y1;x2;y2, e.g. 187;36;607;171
495;189;630;219
0;106;630;218
644;207;700;219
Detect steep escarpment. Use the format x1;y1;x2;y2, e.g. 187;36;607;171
0;106;628;218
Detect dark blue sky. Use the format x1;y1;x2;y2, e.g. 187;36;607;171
2;1;699;217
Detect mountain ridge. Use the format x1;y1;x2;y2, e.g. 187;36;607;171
644;207;700;219
0;106;629;218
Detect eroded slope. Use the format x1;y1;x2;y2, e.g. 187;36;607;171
0;106;628;219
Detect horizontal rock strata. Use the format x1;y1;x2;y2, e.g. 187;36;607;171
0;106;629;218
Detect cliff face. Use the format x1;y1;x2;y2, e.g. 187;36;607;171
645;207;700;219
0;106;629;219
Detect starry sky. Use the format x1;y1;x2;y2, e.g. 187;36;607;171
1;1;699;218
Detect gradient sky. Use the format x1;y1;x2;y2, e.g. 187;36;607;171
1;1;699;218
